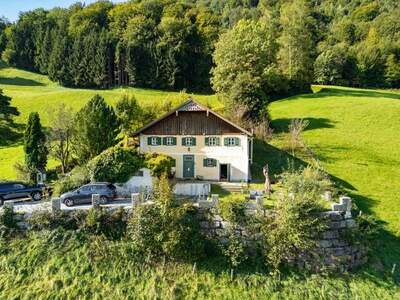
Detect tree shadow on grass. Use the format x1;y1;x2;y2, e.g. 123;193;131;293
0;76;45;86
251;139;308;183
296;87;400;101
0;123;25;146
272;117;335;133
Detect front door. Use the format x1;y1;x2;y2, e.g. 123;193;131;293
220;164;230;181
183;155;195;178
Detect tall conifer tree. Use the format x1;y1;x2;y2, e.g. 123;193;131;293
24;112;48;182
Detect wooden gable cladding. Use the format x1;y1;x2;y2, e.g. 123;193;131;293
141;111;243;135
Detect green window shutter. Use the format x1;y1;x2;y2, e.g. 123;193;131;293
224;137;229;146
203;159;207;167
182;137;186;146
172;137;177;145
213;159;217;167
205;137;209;146
162;137;167;145
235;137;240;146
216;137;220;146
192;137;196;146
147;137;152;145
156;137;162;145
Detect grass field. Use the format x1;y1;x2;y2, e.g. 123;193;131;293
1;64;400;298
0;231;398;299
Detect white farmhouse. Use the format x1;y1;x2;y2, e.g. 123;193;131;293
132;99;253;182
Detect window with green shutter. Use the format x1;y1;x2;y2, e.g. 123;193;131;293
182;137;196;146
205;136;220;146
203;158;217;167
148;136;161;146
224;137;240;146
163;136;176;146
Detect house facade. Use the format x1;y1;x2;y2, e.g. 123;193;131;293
133;99;253;182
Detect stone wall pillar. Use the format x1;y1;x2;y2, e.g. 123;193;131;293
51;198;61;213
211;194;219;207
92;194;100;209
131;193;140;207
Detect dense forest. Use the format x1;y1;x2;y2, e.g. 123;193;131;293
0;0;399;95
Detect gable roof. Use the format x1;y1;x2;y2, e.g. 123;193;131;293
132;98;253;137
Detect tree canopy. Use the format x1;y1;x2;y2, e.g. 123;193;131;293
72;94;119;163
1;0;399;93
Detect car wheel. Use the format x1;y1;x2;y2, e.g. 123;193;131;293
31;192;42;201
99;196;108;204
64;198;74;207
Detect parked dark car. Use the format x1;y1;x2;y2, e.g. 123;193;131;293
60;183;117;207
0;181;44;206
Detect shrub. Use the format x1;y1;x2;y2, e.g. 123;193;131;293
0;206;19;238
53;166;90;196
218;197;247;225
88;146;143;183
222;230;248;271
13;162;32;183
128;175;205;261
28;211;80;231
261;167;328;272
144;153;175;177
278;166;333;200
79;208;128;239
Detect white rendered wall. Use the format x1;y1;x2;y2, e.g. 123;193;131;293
139;134;250;182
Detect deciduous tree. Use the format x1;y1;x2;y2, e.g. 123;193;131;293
47;104;74;174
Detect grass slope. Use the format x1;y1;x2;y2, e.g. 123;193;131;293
265;86;400;270
269;86;400;234
0;232;398;299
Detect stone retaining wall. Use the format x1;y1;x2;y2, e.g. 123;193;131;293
2;194;367;272
196;197;367;272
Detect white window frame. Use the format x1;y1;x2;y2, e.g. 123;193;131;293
151;137;158;146
209;137;218;146
166;137;174;146
185;137;194;146
227;137;236;146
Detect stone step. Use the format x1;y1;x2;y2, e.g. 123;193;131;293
216;182;247;193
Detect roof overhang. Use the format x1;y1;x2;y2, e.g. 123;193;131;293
131;98;253;137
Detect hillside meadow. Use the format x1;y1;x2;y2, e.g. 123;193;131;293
1;65;400;297
0;62;218;179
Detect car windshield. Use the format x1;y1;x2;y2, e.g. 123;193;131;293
107;184;116;190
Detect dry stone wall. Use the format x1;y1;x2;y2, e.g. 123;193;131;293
2;194;367;272
196;196;367;272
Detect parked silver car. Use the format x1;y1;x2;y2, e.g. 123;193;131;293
60;183;116;207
